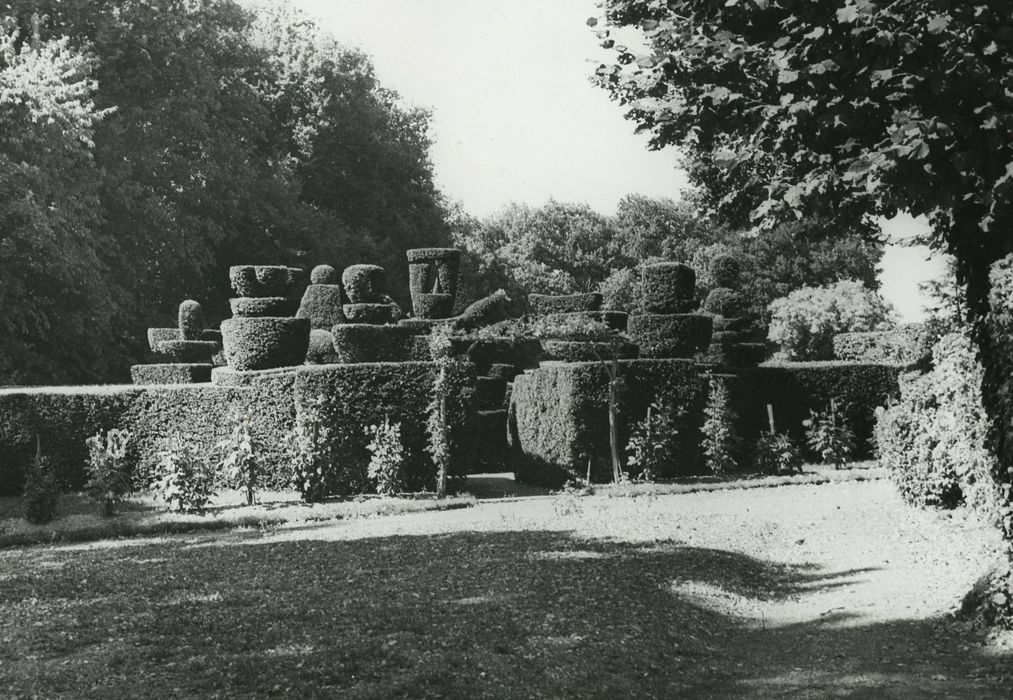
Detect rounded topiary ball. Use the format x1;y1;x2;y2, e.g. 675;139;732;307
310;264;338;285
342;264;386;303
703;287;745;317
710;254;742;289
178;300;204;341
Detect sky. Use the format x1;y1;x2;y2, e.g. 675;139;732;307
291;0;947;321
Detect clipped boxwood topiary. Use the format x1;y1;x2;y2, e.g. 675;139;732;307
541;310;629;331
147;328;178;352
833;324;932;365
541;340;639;362
178;300;204;341
627;313;713;358
201;329;222;344
342;264;386;303
407;247;462;301
711;329;756;344
131;363;212;385
296;284;346;329
528;292;603;314
406;247;462;263
488;363;520;381
702;287;745;317
712;316;754;332
230;296;299;318
449;336;543;375
455;290;511;331
342;303;393;324
229;265;302;298
707;342;767;367
641;263;696;313
398;318;450;334
306;329;339;364
709;253;742;289
474;376;508;410
154;340;219;363
413;292;454;319
331;324;413;363
310;264;338;285
221;317;310;371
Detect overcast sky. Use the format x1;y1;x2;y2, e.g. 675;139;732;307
291;0;946;321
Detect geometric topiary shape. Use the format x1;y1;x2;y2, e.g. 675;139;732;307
407;247;461;305
154;340;219;363
229;296;300;318
342;303;393;325
130;363;213;385
412;292;454;319
297;284;346;329
330;324;413;363
178;300;204;341
528;292;603;314
221;316;311;371
229;265;303;298
306;328;339;364
709;253;742;289
626;313;713;359
310;264;339;285
342;264;386;303
702;287;745;317
641;262;697;313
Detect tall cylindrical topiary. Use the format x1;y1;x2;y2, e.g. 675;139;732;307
178;300;204;341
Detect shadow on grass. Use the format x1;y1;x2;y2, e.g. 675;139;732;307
0;530;1007;698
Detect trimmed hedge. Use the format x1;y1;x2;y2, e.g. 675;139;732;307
541;310;628;331
342;264;386;303
489;363;520;381
342;303;393;324
331;324;413;363
306;329;339;364
221;317;310;371
710;254;741;289
711;330;755;344
509;359;709;486
706;342;767;368
310;264;338;285
296;284;346;329
455;290;511;331
406;247;461;263
178;300;204;341
476;408;508;472
398;318;450;334
529;292;603;314
474;376;508;410
449;336;543;375
230;296;299;318
833;323;931;365
229;265;302;298
540;340;638;362
731;361;903;460
702;287;744;317
407;248;461;301
131;363;212;385
413;293;454;319
154;340;219;363
641;263;696;313
147;328;178;352
712;316;753;332
626;313;713;358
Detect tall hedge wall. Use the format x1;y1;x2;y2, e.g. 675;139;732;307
509;359;709;487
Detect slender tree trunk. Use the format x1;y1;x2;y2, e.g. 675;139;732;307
608;355;622;482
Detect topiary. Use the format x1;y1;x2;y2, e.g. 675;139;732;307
413;293;454;319
528;292;603;314
220;317;311;371
230;297;299;318
154;340;219;363
178;300;204;341
702;287;744;317
331;324;413;363
641;262;696;313
311;264;338;285
229;265;302;298
626;313;712;358
709;254;742;289
342;264;386;303
342;303;393;324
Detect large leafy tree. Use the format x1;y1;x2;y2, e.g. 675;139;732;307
593;0;1013;568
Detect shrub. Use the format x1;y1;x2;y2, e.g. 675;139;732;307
229;296;299;318
218;415;258;506
331;324;412;363
154;340;219;363
342;303;393;324
23;437;58;524
528;315;617;342
130;364;213;385
641;262;697;313
220;317;310;370
282;398;333;502
754;432;803;475
178;300;204;341
627;313;712;358
767;280;895;361
709;254;741;289
454;289;511;331
803;400;855;469
305;329;338;364
875;332;997;514
297;284;346;329
625;401;678;481
832;323;932;365
366;417;405;495
310;264;338;285
598;267;641;311
342;264;386;303
152;433;216;513
147;327;179;351
702;376;738;476
702;287;744;317
540;340;638;362
413;292;455;319
230;265;302;298
541;310;629;331
85;429;131;516
528;292;603;314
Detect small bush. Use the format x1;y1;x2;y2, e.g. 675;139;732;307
218;415;259;505
803;400;855;469
832;323;932;365
366;417;405;495
754;432;803;475
598;267;641;312
85;429;131;516
709;254;741;289
767;280;895;361
282;398;333;502
625;401;678;481
23;437;58;524
152;433;216;513
702;376;738;476
702;287;744;317
178;300;204;341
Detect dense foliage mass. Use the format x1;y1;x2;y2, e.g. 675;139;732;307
0;0;450;384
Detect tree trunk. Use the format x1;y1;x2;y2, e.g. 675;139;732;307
608;357;622;482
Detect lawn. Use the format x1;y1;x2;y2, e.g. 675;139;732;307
1;479;1010;698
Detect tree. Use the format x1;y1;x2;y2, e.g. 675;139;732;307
593;2;1013;564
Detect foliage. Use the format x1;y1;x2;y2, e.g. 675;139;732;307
768;280;895;361
804;402;855;470
527;315;617;342
754;432;803;476
876;332;997;515
23;437;58;524
218;415;258;506
281;398;333;503
701;377;738;477
85;428;130;516
365;417;405;496
598;267;641;311
152;433;215;514
625;401;677;481
832;324;933;365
